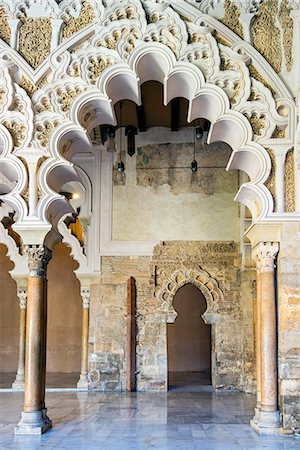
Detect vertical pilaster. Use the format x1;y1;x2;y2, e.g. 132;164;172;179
77;287;90;389
250;242;280;435
12;286;27;389
15;245;52;435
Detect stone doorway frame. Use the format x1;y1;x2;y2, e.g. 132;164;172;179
156;267;223;388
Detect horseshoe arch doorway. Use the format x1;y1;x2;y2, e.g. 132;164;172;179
167;283;211;390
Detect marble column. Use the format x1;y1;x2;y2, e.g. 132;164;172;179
12;288;27;389
15;245;52;435
77;288;90;389
250;242;280;435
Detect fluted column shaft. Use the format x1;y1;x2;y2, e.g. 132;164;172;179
12;288;27;389
15;245;52;435
77;288;90;389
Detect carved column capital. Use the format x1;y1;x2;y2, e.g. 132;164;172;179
25;245;52;277
81;288;90;309
252;242;279;273
17;289;27;309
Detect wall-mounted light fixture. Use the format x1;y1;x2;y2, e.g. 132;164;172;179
117;160;125;173
195;126;203;140
125;125;138;157
191;159;198;172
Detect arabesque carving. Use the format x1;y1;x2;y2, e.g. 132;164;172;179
62;1;95;40
18;18;52;69
0;6;11;44
2;121;27;149
157;266;223;324
221;0;243;38
86;55;115;84
284;148;295;212
36;120;61;148
252;0;282;73
279;0;293;72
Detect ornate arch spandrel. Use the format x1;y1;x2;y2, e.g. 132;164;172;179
156;267;223;324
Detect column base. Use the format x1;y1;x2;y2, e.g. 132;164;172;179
12;381;24;390
14;409;52;435
77;374;89;389
250;406;260;425
12;374;25;389
250;409;280;435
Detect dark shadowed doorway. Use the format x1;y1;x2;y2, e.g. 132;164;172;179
167;283;211;390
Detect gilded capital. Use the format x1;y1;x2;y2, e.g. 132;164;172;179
81;288;90;309
25;245;52;277
252;242;279;273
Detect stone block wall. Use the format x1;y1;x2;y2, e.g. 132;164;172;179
87;241;256;393
277;223;300;432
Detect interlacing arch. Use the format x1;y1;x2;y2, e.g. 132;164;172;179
0;0;297;250
157;267;223;324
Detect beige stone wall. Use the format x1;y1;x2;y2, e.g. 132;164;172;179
277;223;300;431
112;137;239;242
0;244;18;372
88;241;256;393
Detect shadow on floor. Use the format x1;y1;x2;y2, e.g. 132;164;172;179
0;372;80;389
168;371;213;392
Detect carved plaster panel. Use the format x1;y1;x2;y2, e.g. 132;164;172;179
18;18;52;69
284;148;295;212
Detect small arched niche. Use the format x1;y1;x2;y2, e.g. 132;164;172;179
167;283;211;390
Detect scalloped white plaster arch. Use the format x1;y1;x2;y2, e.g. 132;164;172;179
157;267;223;325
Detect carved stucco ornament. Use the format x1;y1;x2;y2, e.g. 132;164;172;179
252;0;282;73
18;18;52;69
62;1;96;40
284;148;295;212
278;0;293;72
0;6;11;44
156;267;223;324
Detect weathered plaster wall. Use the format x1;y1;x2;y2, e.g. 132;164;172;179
112;132;239;242
0;244;18;372
47;243;82;373
277;223;300;432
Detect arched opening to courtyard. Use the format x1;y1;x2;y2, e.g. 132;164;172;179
167;283;211;390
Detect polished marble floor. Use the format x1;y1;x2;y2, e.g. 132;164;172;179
0;387;299;449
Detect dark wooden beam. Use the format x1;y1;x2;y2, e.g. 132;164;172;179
171;98;180;131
